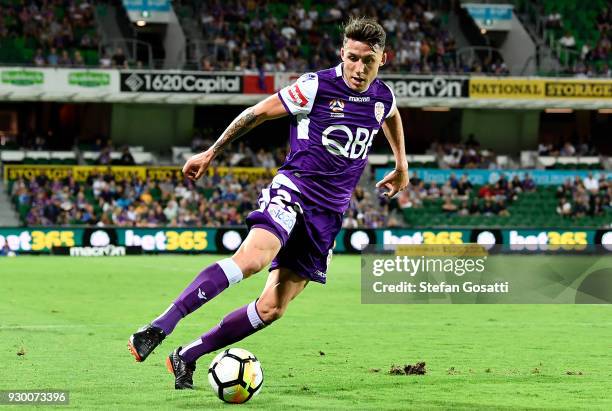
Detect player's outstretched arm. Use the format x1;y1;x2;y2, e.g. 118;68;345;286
376;107;409;197
182;94;288;181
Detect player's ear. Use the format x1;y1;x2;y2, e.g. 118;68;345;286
340;47;345;60
380;52;387;66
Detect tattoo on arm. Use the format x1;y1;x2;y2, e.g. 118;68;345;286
211;109;258;154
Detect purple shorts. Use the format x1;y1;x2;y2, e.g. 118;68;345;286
246;174;342;284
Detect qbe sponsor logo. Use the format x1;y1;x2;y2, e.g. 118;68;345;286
382;76;468;98
121;72;242;93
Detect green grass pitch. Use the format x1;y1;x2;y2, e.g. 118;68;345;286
1;255;611;410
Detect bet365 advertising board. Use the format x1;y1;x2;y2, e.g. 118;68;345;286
1;227;611;255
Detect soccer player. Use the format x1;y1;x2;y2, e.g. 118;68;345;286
128;17;409;389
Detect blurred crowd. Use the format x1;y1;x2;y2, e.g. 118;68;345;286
429;138;498;169
9;165;610;228
396;172;539;217
11;171;258;227
191;138;288;169
0;0;99;66
537;141;600;157
9;168;391;228
555;173;611;218
342;185;402;228
543;2;612;77
185;0;506;75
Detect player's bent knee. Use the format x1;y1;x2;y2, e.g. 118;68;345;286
233;251;270;277
232;246;276;277
232;228;281;277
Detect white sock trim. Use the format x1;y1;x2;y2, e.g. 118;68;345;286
179;338;203;357
218;258;243;285
246;301;265;329
155;304;175;321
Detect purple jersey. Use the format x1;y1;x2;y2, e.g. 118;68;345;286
277;64;396;213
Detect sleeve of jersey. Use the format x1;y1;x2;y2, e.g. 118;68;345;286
383;81;397;119
277;73;318;116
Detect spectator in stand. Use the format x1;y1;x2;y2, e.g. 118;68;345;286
469;198;481;215
409;171;421;187
120;147;136;165
583;172;599;193
100;52;112;68
440;181;455;198
559;31;576;49
456;174;473;200
112;47;128;69
441;196;457;214
200;57;214;71
553;175;610;220
557;178;573;199
33;49;45;66
342;210;359;228
47;48;59;66
522;173;536;192
545;11;563;29
58;50;72;67
596;6;611;32
538;143;553;155
511;175;523;191
457;200;469;216
427;181;440;199
448;172;459;189
481;197;496;216
478;184;493;198
73;50;85;67
591;196;605;216
496;199;510;217
573;197;590;218
96;147;112;165
560;141;576;156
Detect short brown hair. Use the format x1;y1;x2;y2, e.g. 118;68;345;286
343;17;386;51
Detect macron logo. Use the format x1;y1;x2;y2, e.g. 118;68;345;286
349;96;370;102
197;288;207;300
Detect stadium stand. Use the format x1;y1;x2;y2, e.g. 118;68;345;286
0;146;154;166
6;167;390;228
526;0;612;76
0;2;610;231
177;0;510;74
398;172;611;228
0;0;101;66
5;153;610;229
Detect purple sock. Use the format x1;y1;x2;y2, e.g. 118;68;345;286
179;300;266;363
152;258;243;335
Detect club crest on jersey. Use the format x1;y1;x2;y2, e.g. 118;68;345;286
329;99;345;118
374;101;385;123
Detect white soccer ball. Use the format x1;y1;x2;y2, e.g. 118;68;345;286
208;348;263;403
